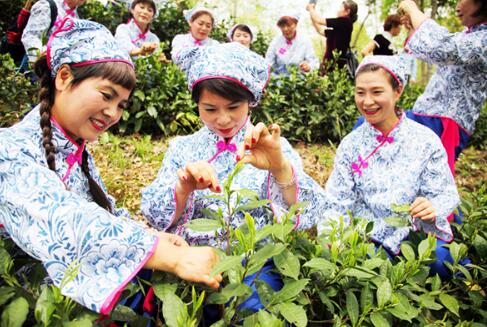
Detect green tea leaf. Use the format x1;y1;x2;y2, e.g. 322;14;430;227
439;293;459;317
400;243;416;262
370;312;390;327
303;258;336;275
391;203;411;213
0;287;15;306
2;297;29;327
276;302;307;327
185;218;222;232
274;249;301;280
377;280;392;307
360;283;374;311
346;290;359;326
271;279;309;304
383;217;409;228
235;200;271;213
161;292;188;327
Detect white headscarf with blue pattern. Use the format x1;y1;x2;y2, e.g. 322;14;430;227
47;17;133;78
357;55;410;87
178;42;270;105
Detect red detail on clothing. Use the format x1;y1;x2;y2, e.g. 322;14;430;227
143;287;155;313
439;117;460;176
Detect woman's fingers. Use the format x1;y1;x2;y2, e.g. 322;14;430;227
185;162;221;192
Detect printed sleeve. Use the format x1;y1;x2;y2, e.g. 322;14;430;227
317;141;356;234
0;138;157;314
405;19;487;66
114;24;137;56
414;140;459;242
21;0;52;62
171;34;187;63
266;138;327;230
140;138;195;231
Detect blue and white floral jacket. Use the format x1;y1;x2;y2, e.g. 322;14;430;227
114;19;160;57
405;19;487;134
319;113;459;254
141;121;327;246
0;107;157;314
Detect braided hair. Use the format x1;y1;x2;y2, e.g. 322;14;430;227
33;56;136;212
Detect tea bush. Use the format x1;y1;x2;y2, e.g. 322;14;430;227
1;163;487;326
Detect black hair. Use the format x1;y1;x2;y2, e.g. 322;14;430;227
232;24;253;40
355;64;401;90
192;78;254;104
472;0;487;18
383;14;401;31
130;0;157;15
277;16;298;27
33;56;136;212
343;0;358;23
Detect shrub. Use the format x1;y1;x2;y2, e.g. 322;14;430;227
118;52;200;136
0;54;36;127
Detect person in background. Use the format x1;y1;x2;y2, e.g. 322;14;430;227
170;6;218;63
115;0;160;58
227;23;254;48
265;13;319;75
0;17;220;316
22;0;86;64
321;55;460;279
398;0;487;173
306;0;358;74
361;14;402;56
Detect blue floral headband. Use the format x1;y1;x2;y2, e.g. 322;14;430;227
47;18;133;78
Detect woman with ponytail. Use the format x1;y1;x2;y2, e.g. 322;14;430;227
0;17;220;317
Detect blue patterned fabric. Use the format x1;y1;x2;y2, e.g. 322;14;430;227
265;32;319;75
114;19;160;57
0;108;157;313
357;55;410;86
319;113;459;254
175;43;270;104
141;122;327;246
21;0;80;62
47;18;133;77
170;33;219;63
405;19;487;134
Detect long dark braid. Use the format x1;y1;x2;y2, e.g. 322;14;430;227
34;56;56;170
80;149;112;213
33;59;135;213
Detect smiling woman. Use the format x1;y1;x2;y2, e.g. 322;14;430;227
114;0;160;58
0;17;221;318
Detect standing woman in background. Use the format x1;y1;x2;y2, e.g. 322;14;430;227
398;0;487;173
0;17;220;316
265;13;319;75
306;0;358;74
361;14;402;56
170;6;219;63
114;0;160;58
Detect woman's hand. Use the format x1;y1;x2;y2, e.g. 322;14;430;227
158;232;189;247
176;161;222;196
172;246;222;289
398;0;427;30
299;62;311;72
410;197;436;222
145;232;222;289
140;42;158;55
236;123;288;173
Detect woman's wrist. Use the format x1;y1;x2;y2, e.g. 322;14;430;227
270;160;293;184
